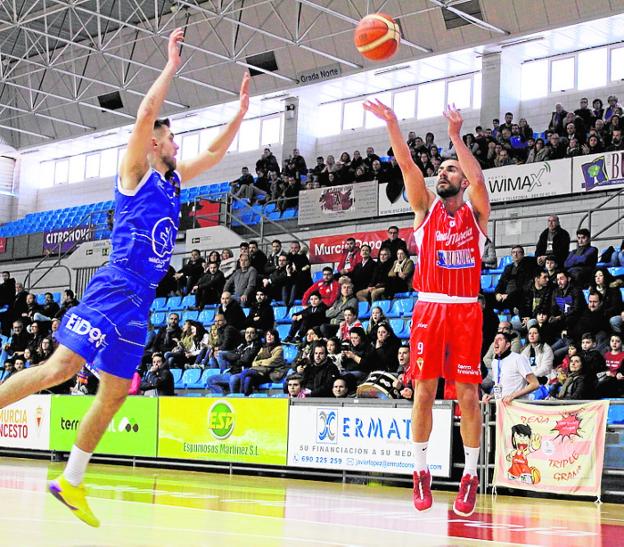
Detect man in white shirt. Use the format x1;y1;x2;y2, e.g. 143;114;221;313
482;333;539;404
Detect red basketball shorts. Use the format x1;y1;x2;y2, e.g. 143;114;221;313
407;300;482;384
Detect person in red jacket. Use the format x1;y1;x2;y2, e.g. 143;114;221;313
336;237;362;277
302;267;339;308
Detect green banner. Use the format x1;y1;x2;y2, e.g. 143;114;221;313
158;397;288;465
49;396;158;457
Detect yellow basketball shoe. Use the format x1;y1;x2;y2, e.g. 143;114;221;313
48;475;100;528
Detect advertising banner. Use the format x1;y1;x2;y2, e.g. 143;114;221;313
493;400;608;497
572;150;624;193
43;225;92;254
379;160;572;216
308;227;414;264
158;397;288;465
50;396;158;457
0;395;50;450
180;198;220;230
287;403;453;477
0;237;5;254
298;181;378;226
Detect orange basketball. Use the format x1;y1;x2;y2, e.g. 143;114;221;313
354;13;400;61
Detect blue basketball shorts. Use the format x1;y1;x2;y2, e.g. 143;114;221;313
56;265;155;380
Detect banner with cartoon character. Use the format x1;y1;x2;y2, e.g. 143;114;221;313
298;181;378;225
493;400;609;498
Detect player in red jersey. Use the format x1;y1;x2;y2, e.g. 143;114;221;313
364;99;490;517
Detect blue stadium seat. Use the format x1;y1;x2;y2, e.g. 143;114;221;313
281;208;297;220
199;308;216;325
171;368;184;389
250;393;269;397
288;305;304;319
242;307;250;317
203;369;221;378
390;319;408;339
150;297;167;312
274;306;289;323
277;325;290;340
609;267;624;277
35;293;46;305
151;312;166;328
182;310;199;323
358;301;371;319
398;297;416;315
226;393;245;397
181;368;203;389
283;345;298;363
181;295;196;309
375;300;392;315
166;296;183;311
387;300;403;318
312;271;323;283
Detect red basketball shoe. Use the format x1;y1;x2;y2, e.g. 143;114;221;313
412;469;433;512
453;474;479;517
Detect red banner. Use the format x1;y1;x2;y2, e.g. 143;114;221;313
0;237;5;254
308;227;414;264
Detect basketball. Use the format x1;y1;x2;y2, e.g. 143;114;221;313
354;13;400;61
531;467;541;485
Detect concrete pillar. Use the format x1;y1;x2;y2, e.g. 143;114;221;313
480;49;522;129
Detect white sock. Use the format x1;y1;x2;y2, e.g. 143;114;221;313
413;442;428;473
463;445;480;477
64;445;93;486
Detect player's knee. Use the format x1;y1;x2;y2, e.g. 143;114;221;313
46;358;81;385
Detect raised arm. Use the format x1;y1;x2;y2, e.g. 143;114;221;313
178;72;250;183
119;28;184;191
444;105;490;234
363;100;434;221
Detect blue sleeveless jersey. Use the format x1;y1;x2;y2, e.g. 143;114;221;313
109;169;181;285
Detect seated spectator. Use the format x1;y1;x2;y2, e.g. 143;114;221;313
516;270;552;332
174;249;205;296
302;267;339;308
592;98;604;120
605;95;621;123
494;148;513;167
322;281;358;338
521;326;554;385
482;321;522;391
548;103;568;135
482;238;498;270
607;129;624;151
219;248;237;279
366;305;388;344
580;332;607;377
140;352;175;396
565;137;583;157
223;254;257;305
596;333;624;398
311;156;325;179
277;176;300;212
264;239;287;277
256;147;280;174
392;345;414;400
285;292;326;342
210;314;243;371
337;306;363;341
266;170;284;202
363;146;380;170
301;340;340;397
533;307;558;346
3;320;28;359
370;159;390;183
354;165;373;182
361;321;401;373
564;229;598;287
194;261;225;309
72;365;99;395
574;97;595;132
555;354;595;400
482;333;539;404
287;241;313;298
350;150;364;171
26;321;44;354
356;247;393;302
263;254;296;306
20;293;40;325
549;270;583;336
33;292;60;323
287;374;307;398
33;336;55;366
387;248;415;295
546;133;567;160
332;377;350;398
141;312;180;366
590;268;623;333
340;326;373;383
243;288;274;333
54;289;79;320
193;320;219;369
336;237;362;278
526;138;549;163
349;244;377;293
247;241;267;274
217;292;246;331
230;329;284;396
582;134;604;155
291;148;307;176
0;360;15;382
535;215;570;267
207;327;262;394
494;246;536;310
163;320;198;369
231;166;266;203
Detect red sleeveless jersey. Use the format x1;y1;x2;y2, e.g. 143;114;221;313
412;198;486;298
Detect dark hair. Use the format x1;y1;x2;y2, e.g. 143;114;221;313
44;292;53;298
249;240;258;246
505;112;513;117
2;271;9;276
322;266;333;273
64;289;75;298
349;326;366;340
511;245;524;253
581;332;594;342
308;291;321;300
191;249;200;254
389;225;399;231
272;239;282;245
343;306;357;316
492;118;500;123
511;424;532;448
153;118;170;130
346;237;355;243
593;98;603;108
576;228;591;238
239;241;249;248
152;352;164;360
545;255;557;263
587;288;603;302
360;244;371;252
497;331;513;343
265;328;281;346
535;269;549;278
311;339;328;354
288;374;303;383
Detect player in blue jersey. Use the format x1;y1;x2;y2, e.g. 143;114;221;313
0;28;250;527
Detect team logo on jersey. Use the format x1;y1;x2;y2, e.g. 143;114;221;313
65;313;107;348
151;217;176;258
416;357;424;370
436;249;475;269
435;227;473;246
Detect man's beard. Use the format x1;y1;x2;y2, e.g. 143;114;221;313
436;183;460;198
163;155;177;171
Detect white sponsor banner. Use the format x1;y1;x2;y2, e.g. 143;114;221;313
287;403;453;477
379;160;572;216
0;395;50;450
186;225;244;251
572;150;624;193
298;181;378;225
